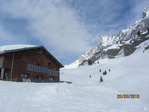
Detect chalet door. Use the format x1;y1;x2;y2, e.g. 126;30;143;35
3;73;8;80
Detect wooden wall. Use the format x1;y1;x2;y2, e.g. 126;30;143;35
2;48;61;81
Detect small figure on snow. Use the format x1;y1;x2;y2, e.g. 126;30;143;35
89;75;91;78
100;76;103;82
103;70;107;75
99;69;101;72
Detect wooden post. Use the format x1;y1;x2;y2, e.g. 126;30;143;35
1;68;4;79
10;53;15;79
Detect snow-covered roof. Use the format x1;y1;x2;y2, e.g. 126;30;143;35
0;44;64;67
0;44;40;54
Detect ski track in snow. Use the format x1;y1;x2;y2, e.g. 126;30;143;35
0;81;146;112
0;42;149;112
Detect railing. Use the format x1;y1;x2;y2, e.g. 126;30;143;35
0;77;22;82
27;64;59;76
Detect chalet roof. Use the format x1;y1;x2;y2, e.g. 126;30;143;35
0;44;63;67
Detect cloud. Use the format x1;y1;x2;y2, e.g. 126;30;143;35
68;0;149;36
0;0;93;58
127;0;149;25
0;26;14;42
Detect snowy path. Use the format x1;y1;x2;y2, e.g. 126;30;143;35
0;81;145;112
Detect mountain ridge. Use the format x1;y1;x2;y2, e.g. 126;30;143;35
66;6;149;68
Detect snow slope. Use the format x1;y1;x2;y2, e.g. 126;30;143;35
61;40;149;111
64;60;80;69
0;40;149;112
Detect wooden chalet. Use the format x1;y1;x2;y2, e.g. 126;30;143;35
0;45;63;82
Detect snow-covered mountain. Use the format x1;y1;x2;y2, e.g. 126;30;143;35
60;39;149;112
66;6;149;68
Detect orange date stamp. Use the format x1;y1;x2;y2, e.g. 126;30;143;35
117;94;140;99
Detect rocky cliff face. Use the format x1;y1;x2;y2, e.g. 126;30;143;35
78;7;149;66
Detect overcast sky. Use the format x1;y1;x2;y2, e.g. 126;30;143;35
0;0;149;65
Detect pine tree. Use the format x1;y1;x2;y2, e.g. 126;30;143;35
99;69;101;72
100;76;103;82
89;75;91;78
103;70;107;75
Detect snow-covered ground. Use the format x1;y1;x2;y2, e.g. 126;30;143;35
0;41;149;112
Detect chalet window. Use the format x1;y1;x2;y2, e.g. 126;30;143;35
21;74;29;79
48;62;51;67
27;64;59;76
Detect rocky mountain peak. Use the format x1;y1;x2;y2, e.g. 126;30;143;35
67;7;149;68
143;6;149;18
